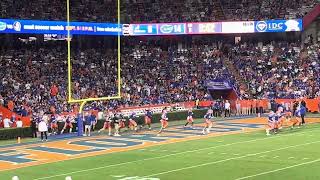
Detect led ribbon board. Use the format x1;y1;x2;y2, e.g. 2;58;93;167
0;19;303;36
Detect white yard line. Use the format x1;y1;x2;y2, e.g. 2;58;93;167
235;158;320;180
142;140;320;178
34;130;317;180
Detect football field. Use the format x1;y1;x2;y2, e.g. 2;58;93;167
1;117;320;180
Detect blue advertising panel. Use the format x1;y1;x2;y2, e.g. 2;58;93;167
157;23;186;35
129;23;186;36
129;24;157;35
0;19;122;35
254;19;302;33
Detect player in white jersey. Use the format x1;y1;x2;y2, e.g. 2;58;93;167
158;107;169;135
98;111;113;136
266;111;275;136
202;109;213;134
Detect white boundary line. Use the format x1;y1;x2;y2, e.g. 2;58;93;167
33;129;318;180
143;140;320;178
235;158;320;180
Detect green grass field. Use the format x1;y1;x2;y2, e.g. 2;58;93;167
1;123;320;180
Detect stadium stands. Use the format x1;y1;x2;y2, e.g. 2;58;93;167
0;37;319;117
229;42;320;99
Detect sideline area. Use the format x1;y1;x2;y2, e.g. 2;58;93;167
0;115;319;172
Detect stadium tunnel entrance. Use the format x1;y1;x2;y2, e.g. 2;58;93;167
206;79;238;100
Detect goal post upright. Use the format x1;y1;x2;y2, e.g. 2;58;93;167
66;0;122;136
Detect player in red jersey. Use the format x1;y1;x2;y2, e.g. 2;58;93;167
158;107;169;135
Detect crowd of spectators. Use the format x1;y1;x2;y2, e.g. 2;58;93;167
0;39;233;116
229;41;320;99
0;0;318;23
221;0;319;21
1;37;319;118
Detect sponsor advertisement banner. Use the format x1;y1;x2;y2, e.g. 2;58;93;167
254;19;303;32
0;19;122;35
186;22;222;34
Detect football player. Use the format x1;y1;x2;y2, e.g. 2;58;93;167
158;107;169;135
184;109;194;129
128;112;138;131
202;109;213;134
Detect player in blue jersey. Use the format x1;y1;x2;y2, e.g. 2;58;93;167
202;109;213;134
273;110;284;133
266;111;276;136
89;112;97;131
128;112;138;131
184;109;194;129
83;112;92;136
291;105;303;129
142;109;152;130
300;104;307;125
50;114;58;135
60;115;73;134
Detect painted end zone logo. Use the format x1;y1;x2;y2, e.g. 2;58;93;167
0;121;263;171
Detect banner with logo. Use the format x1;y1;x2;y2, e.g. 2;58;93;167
157;23;186;35
128;23;186;36
0;19;122;35
128;24;157;35
254;19;303;33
